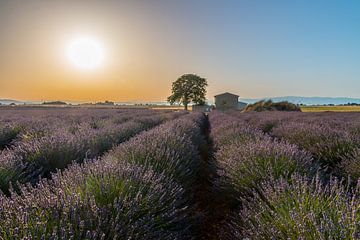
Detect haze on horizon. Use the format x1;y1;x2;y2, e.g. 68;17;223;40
0;0;359;102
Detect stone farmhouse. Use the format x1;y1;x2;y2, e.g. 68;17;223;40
214;92;247;110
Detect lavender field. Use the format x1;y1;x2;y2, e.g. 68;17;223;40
209;111;360;239
0;107;359;239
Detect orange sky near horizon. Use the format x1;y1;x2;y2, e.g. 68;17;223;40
0;1;202;102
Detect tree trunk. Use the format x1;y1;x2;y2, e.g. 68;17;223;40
184;103;188;110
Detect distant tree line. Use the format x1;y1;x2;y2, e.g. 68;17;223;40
95;100;115;106
42;101;67;105
299;103;360;106
296;103;360;107
341;103;360;106
79;101;115;106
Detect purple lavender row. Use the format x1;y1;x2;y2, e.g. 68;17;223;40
0;125;21;150
237;174;360;239
208;111;315;238
228;111;360;181
210;111;314;195
211;111;360;238
0;109;186;195
0;112;205;239
0;108;165;149
228;111;360;134
0;108;136;150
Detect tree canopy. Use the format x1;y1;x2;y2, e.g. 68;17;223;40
167;74;207;110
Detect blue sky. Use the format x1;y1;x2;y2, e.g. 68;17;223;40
168;0;360;98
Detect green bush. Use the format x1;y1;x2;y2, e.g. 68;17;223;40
244;100;301;112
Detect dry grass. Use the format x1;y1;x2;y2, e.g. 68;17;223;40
301;105;360;112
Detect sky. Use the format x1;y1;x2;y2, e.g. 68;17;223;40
0;0;359;102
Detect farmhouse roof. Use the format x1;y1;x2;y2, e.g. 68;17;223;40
214;92;239;98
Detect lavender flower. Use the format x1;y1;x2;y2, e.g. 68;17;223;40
0;109;185;194
0;112;204;239
235;174;360;239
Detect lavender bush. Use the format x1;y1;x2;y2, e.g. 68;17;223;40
209;111;266;149
229;111;360;136
109;112;206;191
0;109;185;194
227;111;360;176
236;174;360;239
0;161;186;239
0;124;21;150
216;138;314;195
272;122;356;169
0;112;204;239
210;111;313;195
1;107;358;239
339;147;360;182
210;111;360;239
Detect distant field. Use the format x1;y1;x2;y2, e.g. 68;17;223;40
151;105;187;110
301;105;360;112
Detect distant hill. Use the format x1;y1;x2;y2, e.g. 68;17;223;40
240;96;360;105
0;99;23;105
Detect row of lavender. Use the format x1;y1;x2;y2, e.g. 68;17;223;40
0;108;168;150
0;112;206;239
0;108;186;195
209;111;360;239
232;111;360;181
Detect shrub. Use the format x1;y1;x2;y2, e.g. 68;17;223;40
0;162;186;239
0;113;205;239
0;111;180;194
235;174;360;239
209;111;266;149
272;122;356;169
339;147;360;182
216;138;314;197
209;111;315;238
210;111;313;196
244;100;301;112
209;111;360;239
0;125;21;149
108;112;206;194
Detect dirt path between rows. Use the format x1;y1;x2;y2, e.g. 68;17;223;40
194;114;232;240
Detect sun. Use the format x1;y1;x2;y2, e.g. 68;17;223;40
66;37;105;70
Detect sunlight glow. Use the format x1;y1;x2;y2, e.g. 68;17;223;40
66;37;105;70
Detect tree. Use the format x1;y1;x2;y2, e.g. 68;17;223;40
167;74;207;110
